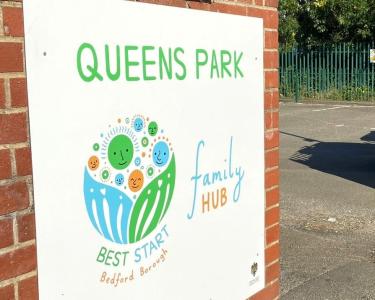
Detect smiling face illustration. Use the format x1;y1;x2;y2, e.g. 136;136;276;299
115;173;124;186
108;135;134;170
148;121;158;136
133;117;144;132
128;169;144;192
88;155;99;170
153;141;169;167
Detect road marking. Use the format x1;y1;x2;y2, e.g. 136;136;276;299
335;124;344;127
350;105;375;108
312;106;350;112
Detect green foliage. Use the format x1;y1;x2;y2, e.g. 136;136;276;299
279;0;375;48
279;0;300;49
341;86;375;101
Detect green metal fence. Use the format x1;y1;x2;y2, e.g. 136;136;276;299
279;43;375;102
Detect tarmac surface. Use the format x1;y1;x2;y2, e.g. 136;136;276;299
280;102;375;300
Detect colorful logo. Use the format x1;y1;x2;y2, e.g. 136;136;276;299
83;115;176;244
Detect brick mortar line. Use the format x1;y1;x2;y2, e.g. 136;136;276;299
264;27;278;31
266;258;279;268
0;281;13;289
0;2;22;8
22;45;26;79
265;128;279;133
264;126;279;132
14;281;18;300
0;73;26;79
266;222;279;231
0;5;4;36
265;28;278;32
26;177;34;208
0;239;35;256
0;142;30;150
264;49;278;52
266;277;279;287
265;240;279;249
4;77;10;107
264;127;279;134
25;110;30;143
265;184;278;193
266;202;278;210
0;36;24;42
0;174;32;186
212;0;278;11
264;68;279;72
9;147;16;176
264;108;279;113
265;124;279;131
0;107;28;113
0;206;34;222
265;165;278;172
264;145;279;153
266;203;279;211
12;214;18;245
265;184;278;192
265;87;279;92
0;270;37;289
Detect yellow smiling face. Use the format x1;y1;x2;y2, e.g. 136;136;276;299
128;169;144;192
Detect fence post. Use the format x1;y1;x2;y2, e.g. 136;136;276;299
294;71;300;102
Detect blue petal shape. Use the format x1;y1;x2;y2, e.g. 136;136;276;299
83;168;133;244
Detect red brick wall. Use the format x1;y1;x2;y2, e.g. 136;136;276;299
0;0;279;299
0;0;39;299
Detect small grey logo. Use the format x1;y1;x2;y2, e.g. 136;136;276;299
251;262;258;277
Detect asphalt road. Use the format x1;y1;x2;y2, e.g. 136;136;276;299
280;103;375;299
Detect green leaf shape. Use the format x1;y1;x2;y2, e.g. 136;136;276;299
128;154;176;243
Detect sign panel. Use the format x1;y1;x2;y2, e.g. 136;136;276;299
24;1;265;299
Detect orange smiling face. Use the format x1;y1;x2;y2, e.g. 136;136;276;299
88;155;99;170
128;169;144;192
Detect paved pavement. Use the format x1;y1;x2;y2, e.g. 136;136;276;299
280;103;375;300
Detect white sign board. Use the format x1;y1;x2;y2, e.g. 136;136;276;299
24;1;265;299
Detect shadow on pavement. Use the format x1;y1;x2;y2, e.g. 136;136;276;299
282;131;375;189
361;131;375;143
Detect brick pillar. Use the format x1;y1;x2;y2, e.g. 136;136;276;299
0;0;279;299
0;1;39;299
